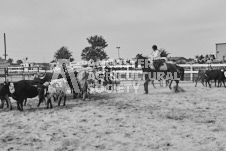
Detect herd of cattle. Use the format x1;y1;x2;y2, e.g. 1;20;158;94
0;63;119;111
0;63;97;111
0;72;78;111
195;68;226;87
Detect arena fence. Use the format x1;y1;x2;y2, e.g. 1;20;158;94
0;64;226;83
109;64;226;82
0;67;51;82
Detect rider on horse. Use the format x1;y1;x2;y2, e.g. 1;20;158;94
143;45;168;94
148;45;167;70
149;45;161;61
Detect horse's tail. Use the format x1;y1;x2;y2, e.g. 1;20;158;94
175;65;184;81
180;68;185;81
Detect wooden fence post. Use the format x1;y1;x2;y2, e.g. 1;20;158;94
22;67;24;80
190;65;193;81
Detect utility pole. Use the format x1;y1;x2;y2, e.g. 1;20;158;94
4;33;7;60
3;33;8;82
116;47;120;59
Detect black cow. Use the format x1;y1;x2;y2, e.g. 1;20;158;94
205;69;226;88
1;80;41;111
21;80;42;106
0;83;12;110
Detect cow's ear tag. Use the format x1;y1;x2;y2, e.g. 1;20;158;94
9;83;15;93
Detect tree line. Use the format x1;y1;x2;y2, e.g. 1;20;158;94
53;35;109;63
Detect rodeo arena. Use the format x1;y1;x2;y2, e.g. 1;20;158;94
1;1;226;150
1;48;226;151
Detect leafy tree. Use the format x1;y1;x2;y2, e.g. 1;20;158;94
81;35;108;61
16;60;23;65
7;58;13;64
54;46;74;62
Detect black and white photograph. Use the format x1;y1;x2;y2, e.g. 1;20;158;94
1;0;226;150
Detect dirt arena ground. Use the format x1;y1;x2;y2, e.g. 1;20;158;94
0;82;226;151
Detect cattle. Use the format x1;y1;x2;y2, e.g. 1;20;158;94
21;80;42;106
35;68;78;99
76;70;92;100
0;94;11;109
0;83;12;110
76;68;99;100
38;78;68;109
205;69;226;88
195;69;206;87
1;80;40;111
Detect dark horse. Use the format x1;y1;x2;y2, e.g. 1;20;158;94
135;54;184;93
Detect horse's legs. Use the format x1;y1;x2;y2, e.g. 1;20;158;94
159;80;163;87
169;80;173;89
175;80;179;92
151;80;156;89
166;80;169;87
201;78;205;86
195;77;200;87
144;79;150;94
37;100;41;108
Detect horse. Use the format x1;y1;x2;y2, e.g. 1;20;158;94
76;67;99;100
134;54;184;93
194;69;206;87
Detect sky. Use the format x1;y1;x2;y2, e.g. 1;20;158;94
0;0;226;63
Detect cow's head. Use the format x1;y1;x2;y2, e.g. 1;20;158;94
0;82;9;97
9;83;15;94
220;69;226;77
35;72;46;80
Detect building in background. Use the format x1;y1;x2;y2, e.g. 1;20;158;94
216;43;226;61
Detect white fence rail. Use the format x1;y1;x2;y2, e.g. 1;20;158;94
110;64;226;81
2;64;226;82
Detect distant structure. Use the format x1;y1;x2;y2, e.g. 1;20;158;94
216;43;226;61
